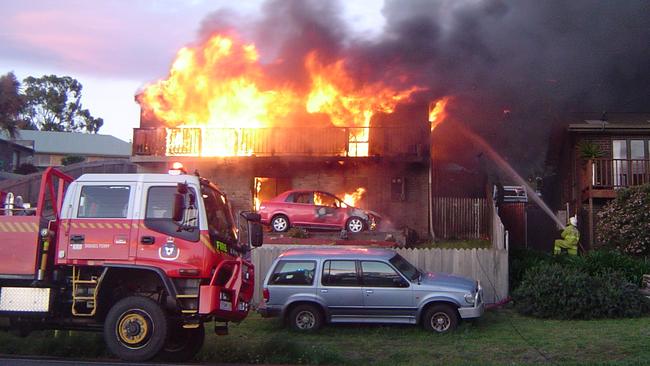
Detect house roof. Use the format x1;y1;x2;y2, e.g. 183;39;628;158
7;130;131;157
568;113;650;133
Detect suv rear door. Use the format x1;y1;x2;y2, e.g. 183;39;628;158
360;260;415;322
318;260;364;320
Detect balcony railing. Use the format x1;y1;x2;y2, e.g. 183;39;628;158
132;126;428;158
588;158;650;189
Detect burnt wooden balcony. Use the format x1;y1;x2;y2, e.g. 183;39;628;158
132;126;429;161
583;158;650;200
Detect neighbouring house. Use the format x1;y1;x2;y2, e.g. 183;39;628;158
556;113;650;248
8;130;132;169
131;115;432;238
0;138;34;173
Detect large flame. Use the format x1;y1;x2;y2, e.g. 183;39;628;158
341;187;366;207
429;97;451;131
139;33;424;157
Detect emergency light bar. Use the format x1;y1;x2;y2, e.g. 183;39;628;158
169;162;187;175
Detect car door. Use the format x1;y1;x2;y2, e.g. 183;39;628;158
288;191;316;226
360;260;415;321
318;260;365;320
312;192;345;228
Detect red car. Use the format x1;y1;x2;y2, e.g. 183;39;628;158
258;190;381;233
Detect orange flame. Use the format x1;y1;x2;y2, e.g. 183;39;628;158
139;33;424;157
428;97;451;132
253;177;269;211
341;187;366;207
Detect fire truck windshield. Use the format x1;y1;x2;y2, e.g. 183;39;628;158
202;186;237;247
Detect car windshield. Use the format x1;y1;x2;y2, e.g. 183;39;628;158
389;254;420;281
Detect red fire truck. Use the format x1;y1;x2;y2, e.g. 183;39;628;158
0;164;263;361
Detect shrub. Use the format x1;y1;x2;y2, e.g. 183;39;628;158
510;248;650;289
596;184;650;256
513;263;649;319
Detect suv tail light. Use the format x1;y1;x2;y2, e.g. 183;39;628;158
263;288;269;302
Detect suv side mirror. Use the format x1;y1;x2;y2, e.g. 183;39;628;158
172;193;185;222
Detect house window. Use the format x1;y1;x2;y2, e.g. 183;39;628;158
612;139;649;187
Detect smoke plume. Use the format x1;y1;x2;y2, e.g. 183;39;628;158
197;0;650;180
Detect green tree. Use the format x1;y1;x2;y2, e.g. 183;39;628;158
0;72;25;137
22;75;103;133
596;184;650;256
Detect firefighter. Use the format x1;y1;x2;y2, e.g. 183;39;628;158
554;215;579;255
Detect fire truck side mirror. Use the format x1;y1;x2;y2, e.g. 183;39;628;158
173;193;185;222
249;222;263;247
240;211;261;222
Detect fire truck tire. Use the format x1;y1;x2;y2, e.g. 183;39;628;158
104;296;169;362
271;215;290;232
156;323;205;362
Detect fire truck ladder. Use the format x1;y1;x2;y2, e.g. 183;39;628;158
176;293;200;329
71;266;104;317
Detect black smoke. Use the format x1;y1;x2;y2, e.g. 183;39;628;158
199;0;650;185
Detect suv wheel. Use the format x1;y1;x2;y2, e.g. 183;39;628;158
423;304;459;334
271;215;290;232
346;217;365;233
289;304;323;331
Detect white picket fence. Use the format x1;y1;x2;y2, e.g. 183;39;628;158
250;246;508;305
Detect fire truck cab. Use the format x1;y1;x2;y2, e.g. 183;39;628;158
0;166;263;361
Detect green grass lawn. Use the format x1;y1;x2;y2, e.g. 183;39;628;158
1;308;649;365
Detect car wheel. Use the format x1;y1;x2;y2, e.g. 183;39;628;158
156;323;205;362
346;217;365;233
104;296;168;361
423;304;459;334
288;304;323;331
271;215;290;232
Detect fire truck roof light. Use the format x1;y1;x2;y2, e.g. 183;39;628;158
169;162;187;175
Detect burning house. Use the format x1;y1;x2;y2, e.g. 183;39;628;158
131;34;443;238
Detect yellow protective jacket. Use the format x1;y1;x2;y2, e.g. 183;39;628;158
560;224;579;246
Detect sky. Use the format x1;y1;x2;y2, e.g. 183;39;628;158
0;0;385;142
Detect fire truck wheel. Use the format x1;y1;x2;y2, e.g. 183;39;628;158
156;323;205;362
288;304;323;331
104;296;169;362
346;217;365;233
271;215;290;232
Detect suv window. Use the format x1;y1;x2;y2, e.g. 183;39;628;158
269;260;316;286
322;260;360;286
361;261;409;288
78;186;130;218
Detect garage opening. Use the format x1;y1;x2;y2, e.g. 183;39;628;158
253;177;291;210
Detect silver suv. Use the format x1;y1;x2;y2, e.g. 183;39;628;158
258;248;483;333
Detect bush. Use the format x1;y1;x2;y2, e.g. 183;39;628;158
596;184;650;256
513;263;649;319
510;248;650;289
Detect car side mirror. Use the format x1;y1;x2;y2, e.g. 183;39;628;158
172;193;185;222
